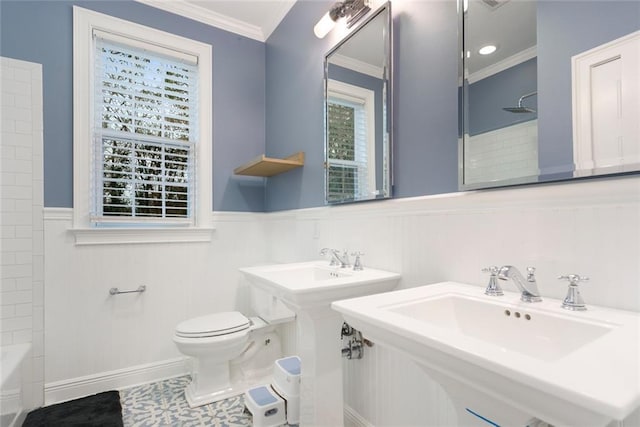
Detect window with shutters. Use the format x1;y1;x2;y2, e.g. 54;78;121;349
326;80;375;203
94;35;197;222
73;7;212;243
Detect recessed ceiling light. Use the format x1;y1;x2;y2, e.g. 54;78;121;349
478;45;497;55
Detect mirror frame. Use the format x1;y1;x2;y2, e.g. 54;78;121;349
323;2;393;205
457;0;640;193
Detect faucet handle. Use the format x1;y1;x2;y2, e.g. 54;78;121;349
558;274;589;311
526;266;536;280
482;266;500;275
482;266;503;296
558;274;589;285
341;250;351;268
351;252;365;271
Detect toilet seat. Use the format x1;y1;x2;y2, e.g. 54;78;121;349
175;312;250;339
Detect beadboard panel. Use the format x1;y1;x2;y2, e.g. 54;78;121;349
43;210;269;403
343;343;457;426
265;176;640;311
42;176;640;422
265;175;640;425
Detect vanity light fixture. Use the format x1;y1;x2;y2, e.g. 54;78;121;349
313;0;371;39
478;44;497;55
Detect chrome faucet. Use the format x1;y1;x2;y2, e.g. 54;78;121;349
497;265;542;302
319;248;351;268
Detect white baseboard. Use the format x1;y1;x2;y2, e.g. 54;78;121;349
7;407;27;427
345;404;375;427
44;357;190;405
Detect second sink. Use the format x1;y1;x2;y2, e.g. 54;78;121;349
240;260;400;308
240;260;400;426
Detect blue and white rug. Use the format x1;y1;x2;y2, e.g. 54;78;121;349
120;376;251;427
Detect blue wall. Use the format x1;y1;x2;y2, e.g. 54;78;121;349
264;1;459;211
0;0;267;212
5;1;634;213
537;1;640;176
468;58;537;136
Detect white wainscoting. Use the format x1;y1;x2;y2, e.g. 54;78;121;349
264;175;640;426
43;175;640;425
43;209;269;404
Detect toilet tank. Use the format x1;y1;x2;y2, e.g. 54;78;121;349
250;287;296;324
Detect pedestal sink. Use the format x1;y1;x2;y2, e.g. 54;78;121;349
239;261;400;427
332;282;640;427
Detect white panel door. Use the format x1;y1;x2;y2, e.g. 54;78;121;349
572;31;640;172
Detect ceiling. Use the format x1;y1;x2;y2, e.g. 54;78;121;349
466;0;537;79
134;0;297;41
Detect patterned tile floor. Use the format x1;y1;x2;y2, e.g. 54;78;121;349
120;376;252;427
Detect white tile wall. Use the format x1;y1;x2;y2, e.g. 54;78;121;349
0;56;45;408
465;120;539;184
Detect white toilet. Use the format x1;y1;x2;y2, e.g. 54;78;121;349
173;290;295;408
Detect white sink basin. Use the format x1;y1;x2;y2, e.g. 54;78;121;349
389;293;613;362
332;282;640;426
240;260;400;426
255;263;352;282
240;261;400;308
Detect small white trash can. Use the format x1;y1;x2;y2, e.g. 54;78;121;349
244;385;286;427
272;356;301;425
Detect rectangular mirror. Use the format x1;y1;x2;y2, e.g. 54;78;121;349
460;0;640;191
324;2;392;204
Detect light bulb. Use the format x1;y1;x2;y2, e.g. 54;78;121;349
314;11;336;38
479;45;497;55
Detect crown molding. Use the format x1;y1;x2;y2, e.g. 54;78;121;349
331;53;384;79
467;46;537;84
134;0;266;41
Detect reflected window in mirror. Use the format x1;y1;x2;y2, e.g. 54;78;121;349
327;80;376;202
324;2;392;204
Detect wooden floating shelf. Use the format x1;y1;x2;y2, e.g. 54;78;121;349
234;152;305;177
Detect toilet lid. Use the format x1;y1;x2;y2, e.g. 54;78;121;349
175;312;250;338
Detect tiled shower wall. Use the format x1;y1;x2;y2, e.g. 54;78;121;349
0;57;45;408
464;120;539;185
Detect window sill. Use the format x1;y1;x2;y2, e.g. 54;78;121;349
70;227;214;246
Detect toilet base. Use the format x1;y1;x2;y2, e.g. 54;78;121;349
177;327;285;408
184;372;273;408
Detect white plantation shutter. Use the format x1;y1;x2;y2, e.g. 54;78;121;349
327;96;369;202
92;31;199;224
